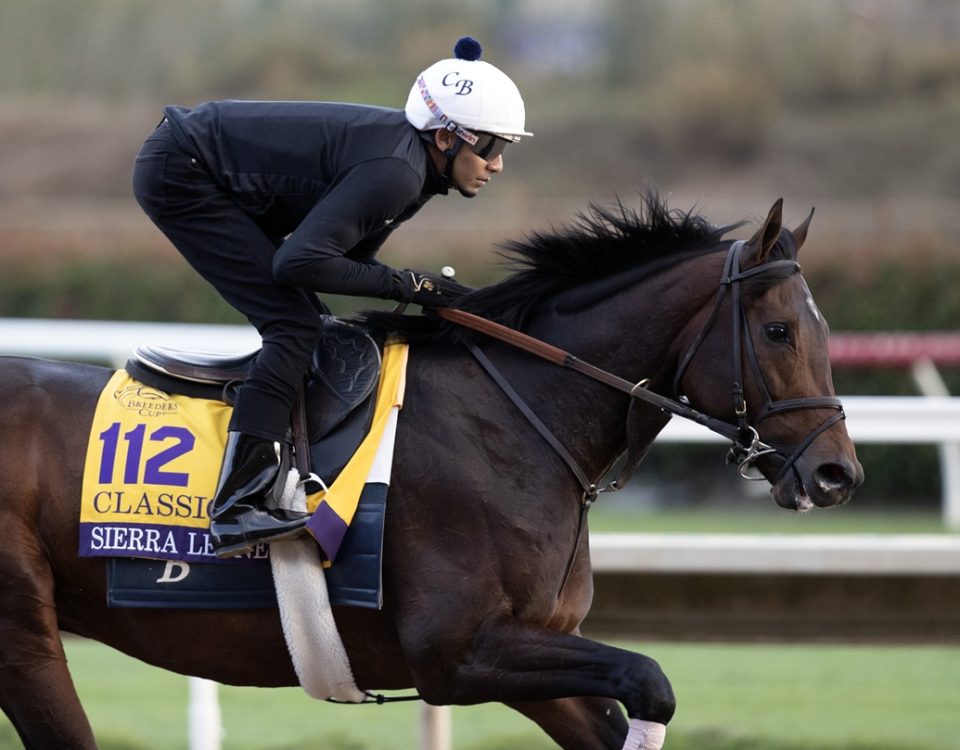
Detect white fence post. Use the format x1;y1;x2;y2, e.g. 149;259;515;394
188;677;222;750
421;705;452;750
911;359;960;530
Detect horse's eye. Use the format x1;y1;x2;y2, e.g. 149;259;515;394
765;322;791;344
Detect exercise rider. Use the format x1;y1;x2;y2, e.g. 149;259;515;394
131;37;532;557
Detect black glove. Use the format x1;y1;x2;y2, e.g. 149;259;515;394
392;269;472;307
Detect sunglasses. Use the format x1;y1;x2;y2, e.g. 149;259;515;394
467;131;510;161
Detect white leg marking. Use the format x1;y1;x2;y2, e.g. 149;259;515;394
621;719;667;750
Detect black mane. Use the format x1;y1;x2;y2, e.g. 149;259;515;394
354;189;735;344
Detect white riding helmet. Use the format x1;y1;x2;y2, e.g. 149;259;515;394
405;36;533;144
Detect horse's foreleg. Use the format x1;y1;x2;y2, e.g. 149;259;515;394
406;617;674;750
0;542;96;749
505;696;629;749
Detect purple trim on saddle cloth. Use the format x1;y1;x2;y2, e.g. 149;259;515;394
79;521;240;564
306;500;350;562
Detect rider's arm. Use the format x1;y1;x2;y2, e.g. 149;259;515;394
271;158;422;299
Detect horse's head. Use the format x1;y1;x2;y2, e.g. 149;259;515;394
675;200;863;511
356;189;863;511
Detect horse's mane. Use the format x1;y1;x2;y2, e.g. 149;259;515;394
354;189;737;344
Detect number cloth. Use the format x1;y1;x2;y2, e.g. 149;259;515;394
78;343;408;564
79;371;232;561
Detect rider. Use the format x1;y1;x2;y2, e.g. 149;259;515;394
131;37;532;557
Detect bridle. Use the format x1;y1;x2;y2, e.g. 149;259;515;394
435;238;846;598
672;240;845;484
437;239;846;496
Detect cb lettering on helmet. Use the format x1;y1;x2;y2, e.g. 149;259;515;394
441;72;474;96
404;36;533;140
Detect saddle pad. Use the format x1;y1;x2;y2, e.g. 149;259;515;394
305;343;407;562
82;344;407;613
106;483;387;610
80;343;406;565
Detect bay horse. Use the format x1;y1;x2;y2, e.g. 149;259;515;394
0;192;861;749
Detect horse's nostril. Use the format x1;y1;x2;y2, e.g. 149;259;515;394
814;462;856;500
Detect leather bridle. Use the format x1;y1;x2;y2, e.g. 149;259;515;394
437;239;846;496
672;240;845;484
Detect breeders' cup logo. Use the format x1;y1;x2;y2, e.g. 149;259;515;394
114;384;179;417
442;71;474;95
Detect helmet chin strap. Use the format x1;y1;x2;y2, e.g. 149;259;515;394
443;138;463;185
446;147;479;199
420;128;472;197
443;137;464;186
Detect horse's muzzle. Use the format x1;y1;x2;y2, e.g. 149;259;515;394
771;456;864;511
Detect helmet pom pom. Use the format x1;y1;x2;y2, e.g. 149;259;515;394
454;36;482;61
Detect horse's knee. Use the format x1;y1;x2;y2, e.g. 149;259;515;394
401;623;519;706
618;655;676;724
396;634;460;705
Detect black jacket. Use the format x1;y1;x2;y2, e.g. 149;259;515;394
163;100;448;298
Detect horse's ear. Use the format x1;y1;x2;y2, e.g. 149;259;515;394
792;207;815;251
744;198;783;266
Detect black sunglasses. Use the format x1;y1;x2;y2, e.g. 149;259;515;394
467;131;510;161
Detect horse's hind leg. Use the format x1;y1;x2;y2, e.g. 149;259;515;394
505;696;628;748
0;541;96;749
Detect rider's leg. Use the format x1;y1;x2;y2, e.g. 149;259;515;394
133;129;325;556
205;430;311;557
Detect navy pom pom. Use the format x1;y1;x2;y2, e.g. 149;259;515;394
454;36;482;61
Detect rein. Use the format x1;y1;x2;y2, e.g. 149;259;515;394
437;309;746;446
437;240;845;492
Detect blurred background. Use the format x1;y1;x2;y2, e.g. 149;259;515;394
1;3;959;749
3;0;958;521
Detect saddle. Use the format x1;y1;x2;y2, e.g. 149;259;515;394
126;315;382;486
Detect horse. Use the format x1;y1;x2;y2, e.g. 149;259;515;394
0;191;862;749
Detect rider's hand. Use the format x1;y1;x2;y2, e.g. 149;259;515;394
392;269;472;307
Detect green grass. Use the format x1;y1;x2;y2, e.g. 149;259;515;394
653;643;960;749
2;639;958;749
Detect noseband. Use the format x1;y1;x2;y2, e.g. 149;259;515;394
672;240;845;484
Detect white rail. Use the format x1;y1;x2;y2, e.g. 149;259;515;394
0;317;260;364
658;396;960;444
590;533;960;575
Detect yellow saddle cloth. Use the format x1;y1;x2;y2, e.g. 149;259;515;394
79;343;407;563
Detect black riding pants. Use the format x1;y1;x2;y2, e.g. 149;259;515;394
132;124;326;442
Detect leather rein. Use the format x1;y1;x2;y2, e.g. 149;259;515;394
437;240;846;501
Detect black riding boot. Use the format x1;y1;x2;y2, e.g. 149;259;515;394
209;432;308;558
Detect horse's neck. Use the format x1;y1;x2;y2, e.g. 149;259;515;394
518;253;723;481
